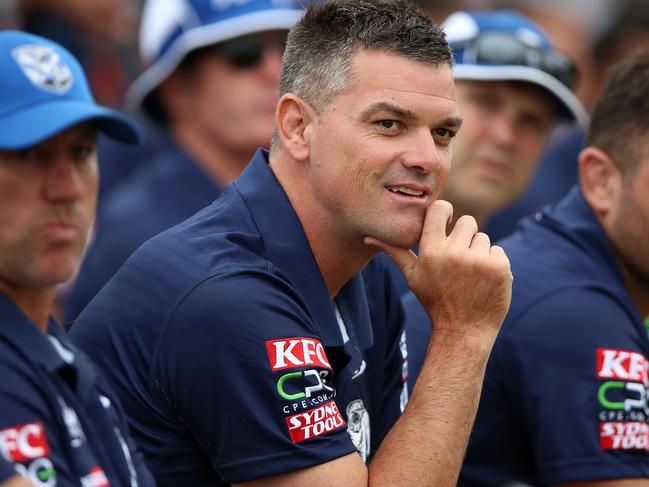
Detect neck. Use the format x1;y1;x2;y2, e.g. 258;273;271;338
616;262;649;319
0;282;54;332
172;123;256;186
270;152;377;298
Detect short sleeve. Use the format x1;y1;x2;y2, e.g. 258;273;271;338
153;271;356;483
0;351;72;483
497;287;649;483
0;455;19;482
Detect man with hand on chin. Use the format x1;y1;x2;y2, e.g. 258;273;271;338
70;1;513;485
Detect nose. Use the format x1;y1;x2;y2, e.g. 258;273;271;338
489;112;517;148
401;130;447;177
258;47;283;84
43;154;84;203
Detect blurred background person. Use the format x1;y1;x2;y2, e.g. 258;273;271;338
0;30;153;486
64;0;304;321
485;0;649;240
401;9;587;388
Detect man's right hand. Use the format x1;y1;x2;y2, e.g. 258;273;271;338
366;199;513;346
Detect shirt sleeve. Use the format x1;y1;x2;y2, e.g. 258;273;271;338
0;455;19;483
0;352;73;484
496;287;649;484
152;271;357;483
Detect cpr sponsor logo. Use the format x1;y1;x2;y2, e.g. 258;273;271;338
0;422;50;462
277;368;334;400
600;421;649;450
266;337;331;371
597;348;649;383
285;400;345;443
80;467;110;487
13;457;56;487
598;380;648;414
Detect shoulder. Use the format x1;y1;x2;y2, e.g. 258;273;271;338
497;287;642;370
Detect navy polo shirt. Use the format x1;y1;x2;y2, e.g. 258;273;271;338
404;186;649;485
0;293;154;487
0;455;18;482
65;140;221;321
70;149;407;486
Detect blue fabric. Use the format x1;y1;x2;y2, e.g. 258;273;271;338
0;456;17;483
65;140;221;321
69;149;407;485
0;293;154;486
404;186;649;485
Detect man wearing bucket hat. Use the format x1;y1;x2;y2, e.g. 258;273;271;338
0;30;154;486
402;9;588;387
65;0;304;320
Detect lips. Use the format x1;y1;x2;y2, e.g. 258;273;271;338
41;222;80;241
387;186;424;197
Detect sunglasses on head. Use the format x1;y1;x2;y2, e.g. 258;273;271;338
458;31;578;89
214;32;289;69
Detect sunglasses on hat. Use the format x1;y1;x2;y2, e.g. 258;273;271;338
458;31;578;89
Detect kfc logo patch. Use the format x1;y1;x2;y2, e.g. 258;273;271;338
0;422;50;463
285;400;345;443
600;421;649;450
597;348;649;383
266;337;331;371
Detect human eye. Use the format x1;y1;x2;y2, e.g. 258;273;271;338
375;119;403;134
432;127;456;145
70;143;96;161
15;148;38;161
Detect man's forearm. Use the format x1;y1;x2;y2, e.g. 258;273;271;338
368;329;493;486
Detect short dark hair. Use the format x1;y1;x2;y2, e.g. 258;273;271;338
272;0;451;148
587;49;649;175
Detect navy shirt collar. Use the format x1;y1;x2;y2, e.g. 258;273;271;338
535;185;642;322
0;292;98;389
233;149;373;349
540;186;623;281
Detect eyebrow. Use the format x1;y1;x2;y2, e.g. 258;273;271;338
360;101;463;130
360;102;417;121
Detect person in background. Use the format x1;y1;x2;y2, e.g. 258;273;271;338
65;0;304;321
401;9;587;387
0;30;154;486
69;0;513;484
461;49;649;485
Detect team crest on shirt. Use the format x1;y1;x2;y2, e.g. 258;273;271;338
596;348;649;450
12;44;73;93
0;422;56;486
346;399;371;462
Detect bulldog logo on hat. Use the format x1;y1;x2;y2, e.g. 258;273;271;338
11;44;73;94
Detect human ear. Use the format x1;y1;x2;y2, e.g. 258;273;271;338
578;146;621;220
275;94;314;162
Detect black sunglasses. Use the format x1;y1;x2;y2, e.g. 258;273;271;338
458;31;578;89
214;32;288;69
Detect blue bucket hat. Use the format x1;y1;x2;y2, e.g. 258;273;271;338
125;0;305;118
443;10;589;127
0;30;142;150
